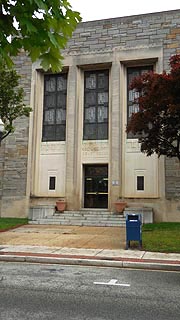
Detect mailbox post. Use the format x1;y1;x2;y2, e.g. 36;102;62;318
126;213;142;249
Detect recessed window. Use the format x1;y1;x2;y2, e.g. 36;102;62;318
83;70;109;140
49;176;56;190
127;65;153;138
42;73;67;141
137;176;144;191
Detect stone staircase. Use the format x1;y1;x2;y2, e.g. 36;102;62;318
29;206;126;227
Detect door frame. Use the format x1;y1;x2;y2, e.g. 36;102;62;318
83;164;108;209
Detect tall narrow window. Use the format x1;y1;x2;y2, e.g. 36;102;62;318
42;73;67;141
127;66;153;138
137;176;144;191
83;70;109;140
49;176;56;190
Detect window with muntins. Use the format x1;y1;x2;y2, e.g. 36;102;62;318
83;70;109;140
127;66;153;138
42;73;67;141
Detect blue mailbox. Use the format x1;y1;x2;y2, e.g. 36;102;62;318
126;213;142;249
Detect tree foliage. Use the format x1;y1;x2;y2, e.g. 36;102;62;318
0;0;81;72
126;54;180;160
0;67;32;141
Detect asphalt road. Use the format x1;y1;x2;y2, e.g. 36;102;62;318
0;262;179;320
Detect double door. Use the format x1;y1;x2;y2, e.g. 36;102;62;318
84;165;108;209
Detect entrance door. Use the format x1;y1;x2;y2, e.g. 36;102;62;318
84;165;108;208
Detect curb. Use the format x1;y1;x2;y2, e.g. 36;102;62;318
0;254;180;271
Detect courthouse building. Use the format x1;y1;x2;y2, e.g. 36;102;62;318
0;9;180;222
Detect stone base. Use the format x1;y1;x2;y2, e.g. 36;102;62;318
124;207;153;224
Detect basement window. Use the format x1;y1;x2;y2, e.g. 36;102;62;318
137;176;144;191
49;176;56;190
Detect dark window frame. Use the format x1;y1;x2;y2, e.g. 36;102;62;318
42;73;67;142
83;70;109;140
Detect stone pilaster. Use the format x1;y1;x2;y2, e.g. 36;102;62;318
65;65;78;209
109;61;121;208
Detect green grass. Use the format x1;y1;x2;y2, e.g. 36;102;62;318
0;217;28;231
142;222;180;253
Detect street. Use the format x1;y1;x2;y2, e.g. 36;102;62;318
0;262;179;320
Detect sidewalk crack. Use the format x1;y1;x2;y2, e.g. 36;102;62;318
141;251;146;259
95;249;104;256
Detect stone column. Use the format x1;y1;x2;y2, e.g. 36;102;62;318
65;65;78;210
109;61;121;209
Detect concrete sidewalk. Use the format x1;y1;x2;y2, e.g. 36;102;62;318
0;225;180;271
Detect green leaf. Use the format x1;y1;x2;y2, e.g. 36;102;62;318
48;32;59;48
0;0;81;72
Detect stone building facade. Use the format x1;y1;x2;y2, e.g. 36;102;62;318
0;53;32;218
0;9;180;221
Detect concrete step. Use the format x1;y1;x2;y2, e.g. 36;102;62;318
55;211;123;218
52;214;125;221
29;208;126;226
30;219;125;227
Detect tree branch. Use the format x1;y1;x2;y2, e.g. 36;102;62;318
0;130;12;142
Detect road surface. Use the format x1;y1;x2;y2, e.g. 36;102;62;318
0;262;179;319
